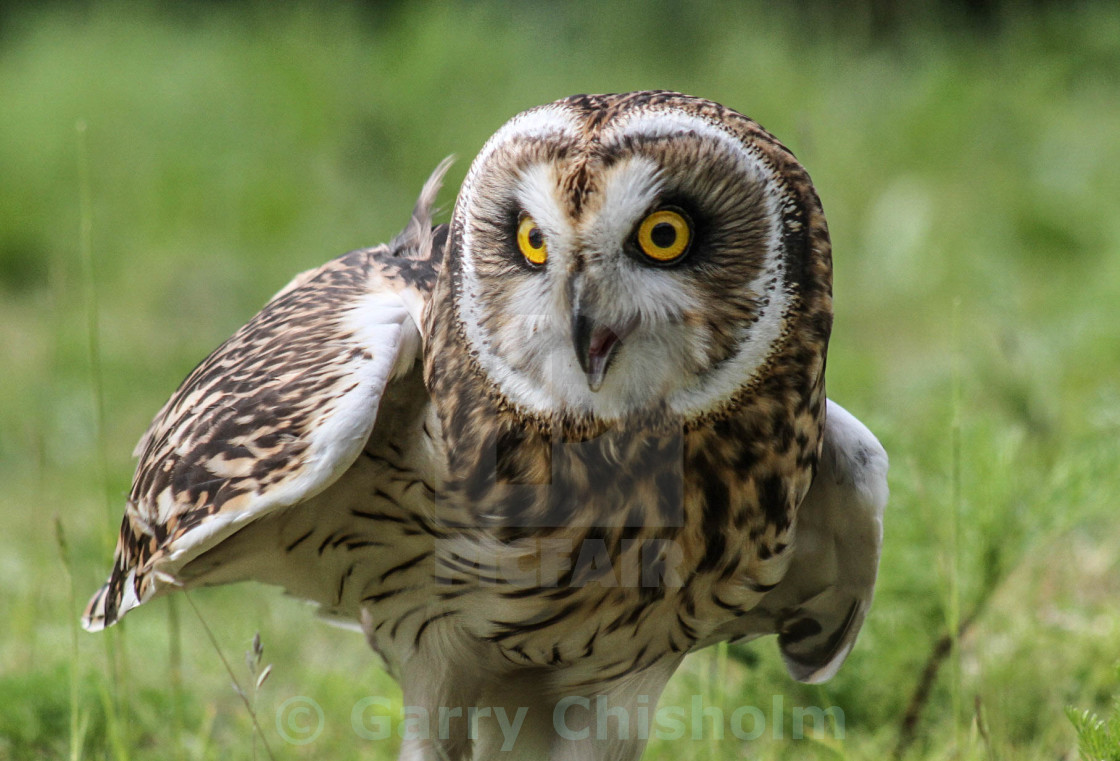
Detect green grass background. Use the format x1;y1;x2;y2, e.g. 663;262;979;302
2;1;1119;758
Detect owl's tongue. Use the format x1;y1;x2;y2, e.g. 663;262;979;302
573;315;634;392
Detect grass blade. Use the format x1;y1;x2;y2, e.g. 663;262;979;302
183;592;277;761
54;517;83;761
77;118;132;761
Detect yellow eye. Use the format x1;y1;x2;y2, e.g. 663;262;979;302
636;209;691;263
517;214;548;266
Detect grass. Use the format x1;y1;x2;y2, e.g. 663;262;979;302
1069;666;1120;760
1;1;1119;759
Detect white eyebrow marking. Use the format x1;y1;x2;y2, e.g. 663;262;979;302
580;155;662;259
516;162;569;244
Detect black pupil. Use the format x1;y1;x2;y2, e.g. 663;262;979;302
650;222;677;248
527;226;544;249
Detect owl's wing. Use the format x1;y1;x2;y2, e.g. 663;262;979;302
702;400;888;683
82;160;451;632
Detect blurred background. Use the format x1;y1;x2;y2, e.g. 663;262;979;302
1;1;1118;759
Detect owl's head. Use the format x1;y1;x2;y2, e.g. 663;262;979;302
437;91;832;433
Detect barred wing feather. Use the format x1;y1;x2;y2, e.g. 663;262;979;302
82;161;450;632
698;400;888;683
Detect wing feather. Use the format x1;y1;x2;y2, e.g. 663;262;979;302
697;399;888;682
83;160;452;631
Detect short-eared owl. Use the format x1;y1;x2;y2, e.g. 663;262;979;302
85;91;887;760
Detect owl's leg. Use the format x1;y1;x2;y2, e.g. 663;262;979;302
469;661;680;761
549;671;676;761
384;626;488;761
394;663;477;761
467;669;556;761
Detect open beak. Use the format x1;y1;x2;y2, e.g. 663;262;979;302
572;312;635;392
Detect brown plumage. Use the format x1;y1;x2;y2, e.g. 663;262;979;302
85;93;887;760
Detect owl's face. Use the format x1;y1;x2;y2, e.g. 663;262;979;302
446;92;829;429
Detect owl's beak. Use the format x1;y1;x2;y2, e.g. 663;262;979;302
572;313;634;392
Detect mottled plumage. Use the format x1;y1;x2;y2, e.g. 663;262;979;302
85;92;887;761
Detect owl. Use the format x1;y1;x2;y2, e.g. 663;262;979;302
84;91;887;761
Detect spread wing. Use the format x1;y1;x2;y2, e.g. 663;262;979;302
82;160;451;632
699;399;888;683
